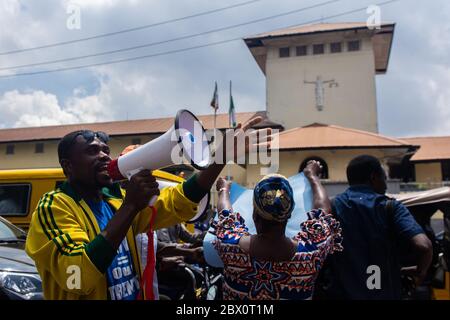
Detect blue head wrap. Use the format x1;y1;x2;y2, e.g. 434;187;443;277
253;174;295;222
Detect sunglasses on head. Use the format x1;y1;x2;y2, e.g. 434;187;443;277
73;130;110;144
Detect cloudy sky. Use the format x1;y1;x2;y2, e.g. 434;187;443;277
0;0;448;138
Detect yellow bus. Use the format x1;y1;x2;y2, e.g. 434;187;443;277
0;168;190;231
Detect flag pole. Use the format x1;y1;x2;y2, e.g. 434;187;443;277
227;80;232;182
212;81;218;152
213;108;217;151
212;105;217;212
210;81;218;211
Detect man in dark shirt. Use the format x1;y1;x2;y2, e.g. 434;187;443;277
326;155;432;299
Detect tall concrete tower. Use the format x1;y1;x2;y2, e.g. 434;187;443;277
244;22;395;133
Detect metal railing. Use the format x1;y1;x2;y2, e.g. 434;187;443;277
400;181;450;192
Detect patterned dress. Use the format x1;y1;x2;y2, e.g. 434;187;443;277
213;209;343;300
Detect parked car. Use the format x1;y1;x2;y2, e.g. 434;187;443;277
0;216;42;300
392;187;450;300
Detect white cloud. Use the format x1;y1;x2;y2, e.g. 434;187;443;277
426;66;450;133
0;1;49;54
0;67;174;128
87;66;170;120
0;90;79;128
376;0;450;137
0;0;20;15
0;87;115;128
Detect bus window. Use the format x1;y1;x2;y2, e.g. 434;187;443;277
0;184;31;216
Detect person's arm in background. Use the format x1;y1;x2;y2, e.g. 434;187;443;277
157;256;186;272
215;177;232;213
393;201;432;285
410;233;433;284
303;160;332;214
177;224;205;246
157;240;204;263
296;161;343;257
211;177;250;246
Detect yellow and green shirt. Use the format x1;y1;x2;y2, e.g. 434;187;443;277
25;176;205;300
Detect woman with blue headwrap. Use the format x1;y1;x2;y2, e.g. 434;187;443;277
212;160;342;300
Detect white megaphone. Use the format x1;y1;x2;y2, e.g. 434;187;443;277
107;109;211;222
108;109;211;179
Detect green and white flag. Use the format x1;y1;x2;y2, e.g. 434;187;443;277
229;81;237;128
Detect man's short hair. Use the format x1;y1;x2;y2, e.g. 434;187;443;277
57;130;109;163
346;155;383;185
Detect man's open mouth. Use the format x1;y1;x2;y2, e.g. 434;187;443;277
96;163;110;175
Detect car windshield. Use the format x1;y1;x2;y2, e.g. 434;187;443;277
0;218;26;241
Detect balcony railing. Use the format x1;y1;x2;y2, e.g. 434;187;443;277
400;181;450;192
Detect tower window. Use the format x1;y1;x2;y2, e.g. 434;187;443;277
348;40;361;52
296;45;307;56
330;42;342;53
313;44;325;55
279;47;290;58
35;143;44;154
6;144;14;155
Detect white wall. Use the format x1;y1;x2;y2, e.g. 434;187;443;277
265;31;378;132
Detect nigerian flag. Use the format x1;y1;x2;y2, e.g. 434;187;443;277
229;81;237;128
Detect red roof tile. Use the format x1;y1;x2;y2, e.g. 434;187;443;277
273;123;416;150
402;136;450;161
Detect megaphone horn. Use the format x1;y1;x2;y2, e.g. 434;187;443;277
108;109;211;181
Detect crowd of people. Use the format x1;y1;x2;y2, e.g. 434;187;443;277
24;116;433;300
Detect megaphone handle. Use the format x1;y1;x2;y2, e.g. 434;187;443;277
126;168;159;206
126;167;144;180
149;195;158;206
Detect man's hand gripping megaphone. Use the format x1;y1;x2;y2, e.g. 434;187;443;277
118;145;161;211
